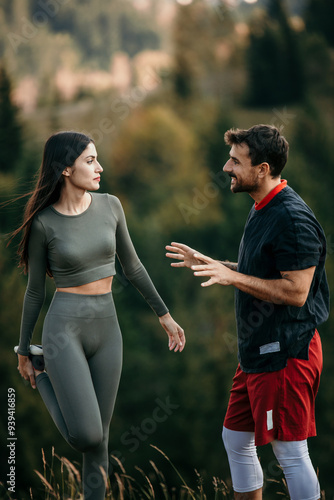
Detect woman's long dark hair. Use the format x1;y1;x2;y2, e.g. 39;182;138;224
10;131;93;275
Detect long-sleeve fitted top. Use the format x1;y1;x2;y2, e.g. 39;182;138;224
17;192;169;355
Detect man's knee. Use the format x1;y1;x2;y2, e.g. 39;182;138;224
222;426;257;456
222;426;263;493
271;439;309;462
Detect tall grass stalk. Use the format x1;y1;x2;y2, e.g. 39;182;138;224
0;446;296;499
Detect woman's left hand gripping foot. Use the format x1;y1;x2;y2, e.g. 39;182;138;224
18;355;45;389
18;355;38;389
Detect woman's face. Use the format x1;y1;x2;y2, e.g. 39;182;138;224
65;142;103;191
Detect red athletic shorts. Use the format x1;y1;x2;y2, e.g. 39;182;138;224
223;330;323;446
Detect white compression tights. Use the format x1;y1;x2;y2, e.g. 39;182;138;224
222;427;320;499
271;439;320;500
222;427;263;493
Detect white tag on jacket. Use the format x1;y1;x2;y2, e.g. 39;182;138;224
260;341;280;355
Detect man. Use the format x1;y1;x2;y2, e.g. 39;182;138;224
166;125;329;499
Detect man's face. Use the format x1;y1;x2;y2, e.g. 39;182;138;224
223;143;260;195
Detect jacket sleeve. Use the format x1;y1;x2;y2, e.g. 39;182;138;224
17;216;47;355
112;196;169;317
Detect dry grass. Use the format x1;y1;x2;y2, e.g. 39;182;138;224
0;445;294;500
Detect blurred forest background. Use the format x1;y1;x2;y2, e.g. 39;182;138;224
0;0;333;498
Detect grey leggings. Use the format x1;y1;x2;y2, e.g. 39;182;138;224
36;291;123;500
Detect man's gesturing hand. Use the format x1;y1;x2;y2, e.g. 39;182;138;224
191;253;234;287
166;242;235;287
165;242;207;269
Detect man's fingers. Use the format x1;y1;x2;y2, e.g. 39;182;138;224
192;263;216;272
193;270;212;277
166;252;184;260
165;247;182;255
191;264;210;271
171;262;186;268
170;242;189;250
193;253;212;263
165;245;184;253
201;278;215;287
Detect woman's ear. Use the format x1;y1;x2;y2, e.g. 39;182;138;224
62;167;71;177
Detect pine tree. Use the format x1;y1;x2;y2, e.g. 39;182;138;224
172;4;201;100
304;0;334;47
0;65;22;173
246;0;305;106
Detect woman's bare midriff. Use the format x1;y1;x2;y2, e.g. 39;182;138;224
56;276;113;295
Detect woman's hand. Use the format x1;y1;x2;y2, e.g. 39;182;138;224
159;313;185;352
165;242;207;269
18;354;36;389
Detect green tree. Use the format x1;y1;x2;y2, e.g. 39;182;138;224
304;0;334;47
301;33;332;95
107;104;222;233
246;0;305;106
0;65;22;173
171;0;235;101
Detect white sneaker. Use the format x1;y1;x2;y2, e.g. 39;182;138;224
14;344;43;355
29;345;43;356
14;345;45;371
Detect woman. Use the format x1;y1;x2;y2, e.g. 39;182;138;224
14;131;185;500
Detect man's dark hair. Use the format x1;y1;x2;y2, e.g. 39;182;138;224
224;124;289;177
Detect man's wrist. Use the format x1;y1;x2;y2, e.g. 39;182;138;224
220;261;238;272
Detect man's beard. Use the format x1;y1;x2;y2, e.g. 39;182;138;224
229;175;259;194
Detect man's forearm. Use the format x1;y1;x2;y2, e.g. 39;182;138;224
192;254;313;307
230;270;305;307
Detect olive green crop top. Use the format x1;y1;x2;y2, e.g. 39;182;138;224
17;192;168;355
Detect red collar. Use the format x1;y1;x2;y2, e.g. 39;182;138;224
255;179;287;211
